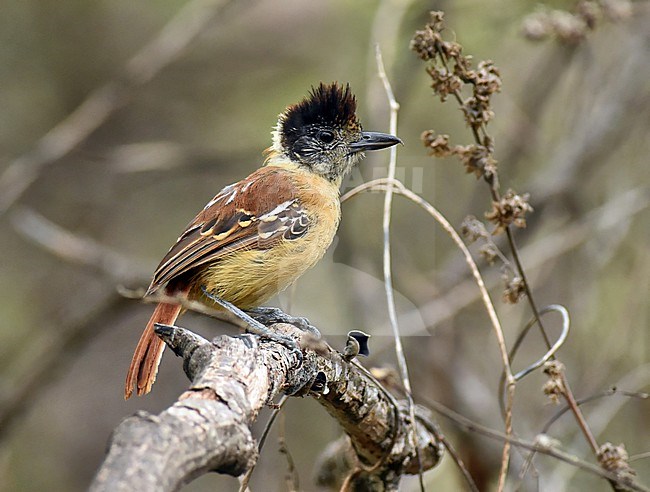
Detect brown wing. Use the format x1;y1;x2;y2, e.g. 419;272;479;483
146;166;310;295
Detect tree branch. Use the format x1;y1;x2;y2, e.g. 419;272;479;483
91;323;443;491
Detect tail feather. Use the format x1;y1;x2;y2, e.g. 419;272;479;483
125;300;183;399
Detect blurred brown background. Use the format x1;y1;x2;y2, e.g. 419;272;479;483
0;0;648;490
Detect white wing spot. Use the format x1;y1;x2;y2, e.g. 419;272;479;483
261;199;295;220
203;184;235;210
176;224;201;242
226;188;238;205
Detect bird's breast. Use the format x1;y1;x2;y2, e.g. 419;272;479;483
197;169;341;309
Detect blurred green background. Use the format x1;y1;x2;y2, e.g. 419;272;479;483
0;0;648;490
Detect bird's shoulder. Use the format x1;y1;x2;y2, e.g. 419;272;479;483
196;165;300;222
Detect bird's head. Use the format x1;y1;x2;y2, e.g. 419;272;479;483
270;83;401;182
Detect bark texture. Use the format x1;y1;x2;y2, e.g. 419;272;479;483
91;323;442;491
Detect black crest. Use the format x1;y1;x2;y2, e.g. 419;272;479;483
281;82;358;134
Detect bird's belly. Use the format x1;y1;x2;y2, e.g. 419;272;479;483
196;218;337;309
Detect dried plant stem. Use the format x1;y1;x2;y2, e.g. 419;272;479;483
486;128;607;490
344;177;516;490
504;227;553;349
341;177;391;202
415;15;613;486
397;185;512;377
394;184;516;492
436;433;480;492
374;46;425;492
277;412;300;492
500;197;602;477
561;376;599;454
237;395;290;492
417;393;650;492
342;179;512;375
419;16;553;351
630;452;650;463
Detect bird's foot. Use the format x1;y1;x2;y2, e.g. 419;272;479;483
246;306;321;338
200;287;303;363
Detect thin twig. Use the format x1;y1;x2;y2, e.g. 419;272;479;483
435;432;480;492
505;228;553;349
238;395;290;491
512;305;570;381
629;451;650;463
517;365;650;487
505;230;604;480
499;305;571;418
415;393;649;492
414;15;622;487
343;178;514;378
560;376;600;454
551;372;650;447
277;411;300;492
395;185;514;369
392;186;648;335
0;0;241;216
443;25;609;483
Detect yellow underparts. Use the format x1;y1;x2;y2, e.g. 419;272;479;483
195;160;341;309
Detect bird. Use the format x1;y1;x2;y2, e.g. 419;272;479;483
125;82;401;399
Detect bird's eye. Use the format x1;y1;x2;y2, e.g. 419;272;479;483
317;130;335;144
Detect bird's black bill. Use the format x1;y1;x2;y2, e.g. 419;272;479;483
349;131;402;153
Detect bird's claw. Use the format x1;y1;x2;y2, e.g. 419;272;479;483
247;306;321;338
200;287;303;366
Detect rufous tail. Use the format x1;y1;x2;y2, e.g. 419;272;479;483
124;300;184;399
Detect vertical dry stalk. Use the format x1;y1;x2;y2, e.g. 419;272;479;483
410;9;638;490
374;46;425;491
